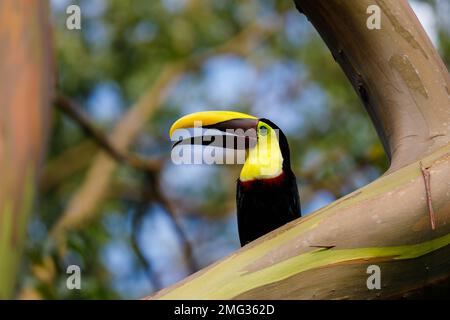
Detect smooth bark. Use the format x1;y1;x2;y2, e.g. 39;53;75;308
0;1;53;298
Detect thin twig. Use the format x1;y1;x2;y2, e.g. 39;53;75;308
129;171;198;275
420;162;437;230
130;173;162;291
148;172;198;274
55;93;162;173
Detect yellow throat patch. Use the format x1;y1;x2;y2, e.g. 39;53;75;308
240;121;283;182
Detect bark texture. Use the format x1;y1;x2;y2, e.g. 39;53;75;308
0;1;53;298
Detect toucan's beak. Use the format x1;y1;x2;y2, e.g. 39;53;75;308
169;111;258;137
169;111;259;150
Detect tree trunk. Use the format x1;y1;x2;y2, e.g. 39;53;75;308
148;0;450;299
0;1;53;298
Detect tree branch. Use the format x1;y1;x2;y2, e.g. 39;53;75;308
55;93;163;173
130;175;162;291
40;140;96;192
148;143;450;300
293;0;450;172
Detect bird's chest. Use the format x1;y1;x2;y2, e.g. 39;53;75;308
237;174;291;219
236;174;297;245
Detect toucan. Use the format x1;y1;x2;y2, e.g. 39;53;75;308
169;111;301;246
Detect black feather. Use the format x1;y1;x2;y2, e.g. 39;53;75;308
236;119;301;246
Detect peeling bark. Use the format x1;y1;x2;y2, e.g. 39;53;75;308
420;161;436;230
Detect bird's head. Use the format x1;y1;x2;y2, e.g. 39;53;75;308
169;111;291;182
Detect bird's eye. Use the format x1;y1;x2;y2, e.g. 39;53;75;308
259;126;268;136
